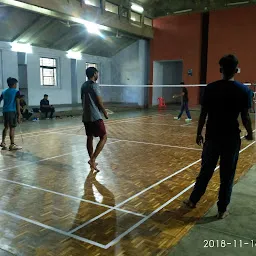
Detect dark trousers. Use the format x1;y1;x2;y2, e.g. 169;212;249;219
178;102;191;119
190;136;241;212
40;107;55;118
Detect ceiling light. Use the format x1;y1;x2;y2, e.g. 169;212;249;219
84;0;94;6
174;9;192;14
85;22;101;35
227;1;249;6
11;43;32;53
131;3;144;13
82;20;102;35
66;51;82;60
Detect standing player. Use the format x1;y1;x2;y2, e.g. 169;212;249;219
173;82;192;122
183;55;253;219
0;77;22;150
81;67;108;171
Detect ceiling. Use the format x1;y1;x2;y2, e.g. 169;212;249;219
1;0;255;57
0;4;137;57
135;0;256;17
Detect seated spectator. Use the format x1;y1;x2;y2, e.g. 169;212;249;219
40;94;55;119
20;95;32;120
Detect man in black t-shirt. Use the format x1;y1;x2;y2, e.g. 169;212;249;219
40;94;55;119
173;82;192;122
184;55;253;219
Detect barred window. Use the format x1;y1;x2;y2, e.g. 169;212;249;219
40;58;57;86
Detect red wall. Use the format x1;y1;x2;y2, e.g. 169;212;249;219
150;14;202;106
207;6;256;83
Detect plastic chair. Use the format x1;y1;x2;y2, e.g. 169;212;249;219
157;97;166;109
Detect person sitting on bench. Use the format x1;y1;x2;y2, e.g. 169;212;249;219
20;95;32;120
40;94;55;119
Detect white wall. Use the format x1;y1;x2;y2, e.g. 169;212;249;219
27;47;72;106
0;42;18;89
152;61;183;106
77;54;111;104
0;40;149;107
162;61;183;103
108;39;149;106
152;61;164;106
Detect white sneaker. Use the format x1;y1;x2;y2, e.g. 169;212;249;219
185;118;192;122
174;117;180;120
9;144;22;151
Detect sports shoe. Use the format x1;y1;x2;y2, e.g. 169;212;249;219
174;117;180;120
0;142;7;150
183;199;196;209
217;211;229;219
9;144;22;151
185;118;192;122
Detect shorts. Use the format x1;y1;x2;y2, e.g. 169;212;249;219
3;112;17;128
84;119;106;137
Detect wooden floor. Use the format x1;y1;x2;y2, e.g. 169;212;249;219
0;110;255;256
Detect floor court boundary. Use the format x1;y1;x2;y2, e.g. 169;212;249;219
0;139;121;172
0;209;107;249
15;114;158;137
107;139;202;151
0;140;254;250
0;177;146;218
7;113;175;141
104;140;256;249
66;131;256;243
18;113;174;137
48;132;202;151
1;114;254;250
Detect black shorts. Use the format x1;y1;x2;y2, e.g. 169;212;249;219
3;112;17;128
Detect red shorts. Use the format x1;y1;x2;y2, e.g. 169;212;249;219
84;119;106;137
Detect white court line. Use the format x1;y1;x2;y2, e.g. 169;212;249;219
181;121;196;127
69;159;202;234
71;130;256;236
105;184;195;249
0;177;145;218
1;141;254;249
1;138;254;248
19;113;172;137
107;121;196;127
0;209;107;249
68;208;114;234
105;140;256;249
48;131;202;151
107;139;202;151
0;140;121;172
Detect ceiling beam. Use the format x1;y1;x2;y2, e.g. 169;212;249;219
67;38;88;52
12;15;54;43
0;0;153;39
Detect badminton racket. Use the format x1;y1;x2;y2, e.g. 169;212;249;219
106;109;114;115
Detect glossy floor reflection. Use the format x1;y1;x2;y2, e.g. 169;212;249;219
0;110;255;255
